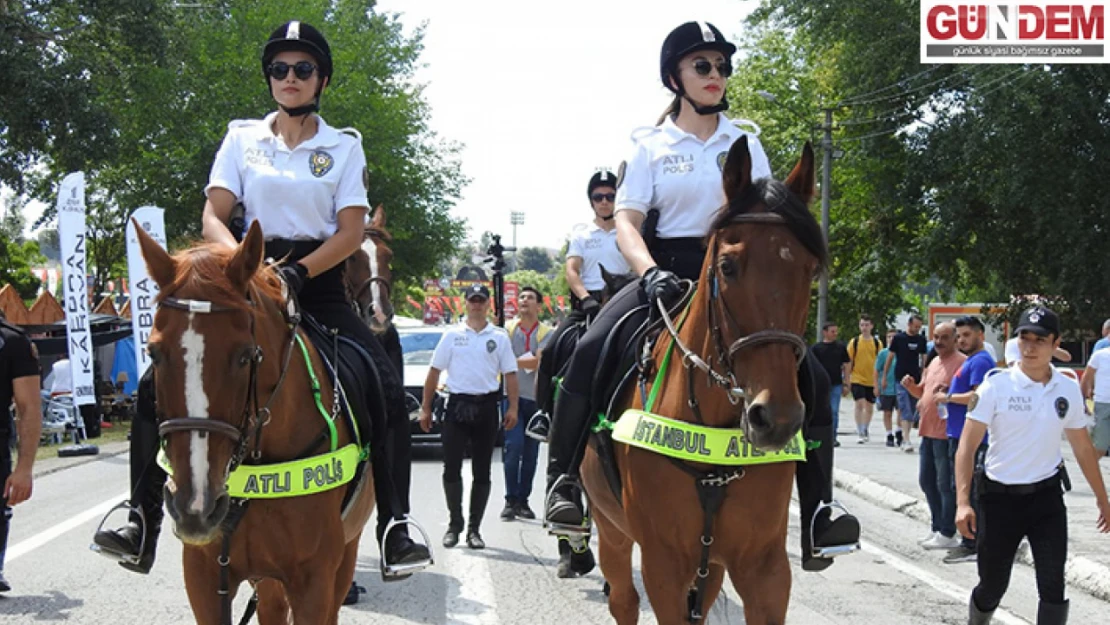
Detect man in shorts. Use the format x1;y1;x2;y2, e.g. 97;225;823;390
847;315;881;443
874;329;900;444
1081;346;1110;458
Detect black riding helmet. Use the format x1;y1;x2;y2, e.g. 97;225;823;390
262;21;333;117
588;170;617;221
659;21;736;116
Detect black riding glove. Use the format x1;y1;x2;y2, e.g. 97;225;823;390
279;262;309;295
640;266;682;310
579;295;601;317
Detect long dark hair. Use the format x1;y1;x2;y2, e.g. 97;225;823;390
656;94;681;125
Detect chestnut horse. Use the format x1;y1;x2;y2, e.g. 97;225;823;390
580;139;826;625
134;221;376;625
345;206;394;333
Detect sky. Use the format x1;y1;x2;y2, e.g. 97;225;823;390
374;0;759;251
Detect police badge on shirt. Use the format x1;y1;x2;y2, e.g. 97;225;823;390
486;340;496;354
1055;397;1069;419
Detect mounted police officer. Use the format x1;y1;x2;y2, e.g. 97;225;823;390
542;21;860;571
92;20;432;598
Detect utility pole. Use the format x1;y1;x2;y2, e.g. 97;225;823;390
818;107;833;338
510;211;524;272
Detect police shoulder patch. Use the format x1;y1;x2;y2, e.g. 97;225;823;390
1055;396;1068;419
309;150;334;177
968;392;979;412
615;160;627;190
717;151;728;172
362;166;369;191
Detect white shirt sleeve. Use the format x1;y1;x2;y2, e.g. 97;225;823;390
498;335;518;374
615;140;652;214
430;331;453;371
333;141;370;215
1062;383;1088;430
205;128;243;199
967;374;998;426
567;230;585;259
1090;349;1108;371
746;133;773;181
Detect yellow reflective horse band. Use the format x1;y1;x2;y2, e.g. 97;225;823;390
610;410;806;466
157;443;362;499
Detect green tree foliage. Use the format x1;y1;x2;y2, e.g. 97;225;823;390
2;0;465;291
738;1;1110;334
517;246;552;274
0;199;45;300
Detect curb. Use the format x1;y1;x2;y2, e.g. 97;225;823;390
33;441;130;479
834;467;1110;602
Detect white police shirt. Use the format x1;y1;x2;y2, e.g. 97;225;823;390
968;365;1087;485
566;223;630;291
430;321;518;395
1085;348;1110;403
616;113;772;238
206;112;369;241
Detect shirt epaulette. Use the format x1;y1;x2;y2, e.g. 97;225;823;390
337;127;363;142
986;367;1007;378
629;125;660;143
727;117;762;136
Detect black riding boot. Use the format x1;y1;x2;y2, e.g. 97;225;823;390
1036;600;1069;625
0;505;11;591
466;481;492;549
968;592;995;625
797;424;860;572
372;434;430;572
442;479;464;548
557;536;596;578
543;385;594;526
92;370;165;574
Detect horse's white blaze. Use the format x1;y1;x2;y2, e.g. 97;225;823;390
362;237;387;325
181;312;210;515
779;245;795;261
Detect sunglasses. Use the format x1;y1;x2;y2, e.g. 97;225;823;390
591;192;616;203
268;61;317;81
688;59;732;78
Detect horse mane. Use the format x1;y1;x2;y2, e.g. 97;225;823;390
710;178;828;272
159;243;285;312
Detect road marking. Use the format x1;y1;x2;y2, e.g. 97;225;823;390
7;492;129;563
443;466;500;625
790;504;1028;625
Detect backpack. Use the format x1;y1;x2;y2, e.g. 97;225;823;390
849;335;881;362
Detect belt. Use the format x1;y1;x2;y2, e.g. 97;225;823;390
449;392;500;401
982;472;1061;495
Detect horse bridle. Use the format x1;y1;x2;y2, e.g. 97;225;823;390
656;212;809;411
155;291;300;470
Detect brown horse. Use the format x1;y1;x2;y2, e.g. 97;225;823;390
580;138;826;625
134;221;376;625
345;205;394;333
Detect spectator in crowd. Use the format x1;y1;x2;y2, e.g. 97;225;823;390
1081;345;1110;460
874;329;899;445
810;323;850;446
847;315;881;444
885;314;928;451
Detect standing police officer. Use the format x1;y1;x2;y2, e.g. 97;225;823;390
421;284;519;549
0;311;42;592
957;307;1110;625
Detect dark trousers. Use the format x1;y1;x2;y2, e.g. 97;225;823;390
0;439;11;571
442;406;500;486
949;437;988;550
919;436;956;537
972;478;1068;611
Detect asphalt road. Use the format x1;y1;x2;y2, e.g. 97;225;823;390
1;445;1107;624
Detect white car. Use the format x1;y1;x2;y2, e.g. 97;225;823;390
398;325;448;447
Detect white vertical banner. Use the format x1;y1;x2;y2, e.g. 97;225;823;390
125;207;166;380
56;172;95;406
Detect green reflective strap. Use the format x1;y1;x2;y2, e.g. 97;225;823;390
644;300;693;414
591;413;613;434
158;444;362;499
806;439;821;451
611;409;807;466
294;334;338;451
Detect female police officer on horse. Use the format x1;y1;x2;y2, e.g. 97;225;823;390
93;21;432;595
543;21;860;571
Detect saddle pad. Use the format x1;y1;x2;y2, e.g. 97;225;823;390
299;315;381;450
611;410;806;466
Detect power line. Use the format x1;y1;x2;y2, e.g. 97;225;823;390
839;65;945;106
840;64;992;110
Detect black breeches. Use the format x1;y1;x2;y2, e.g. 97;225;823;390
442;407;500;486
560;282;647;398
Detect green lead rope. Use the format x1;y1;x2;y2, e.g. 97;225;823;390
294;334;340;453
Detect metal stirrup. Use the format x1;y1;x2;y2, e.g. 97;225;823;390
809;500;861;559
89;501;147;565
543;475;592;537
379;516;435;578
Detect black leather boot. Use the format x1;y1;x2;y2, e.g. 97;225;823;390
968;593;995;625
1036;600;1068;625
0;505;11;591
798;424;860;572
544;385;594;526
443;480;464;548
557;536;596;578
372;439;431;573
466;481;492;549
92;370;165;574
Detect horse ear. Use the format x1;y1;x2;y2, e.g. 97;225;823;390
599;263;613;287
722;136;753;200
784;142;817;205
371;204;385;230
226;221;264;292
132;218;176;288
